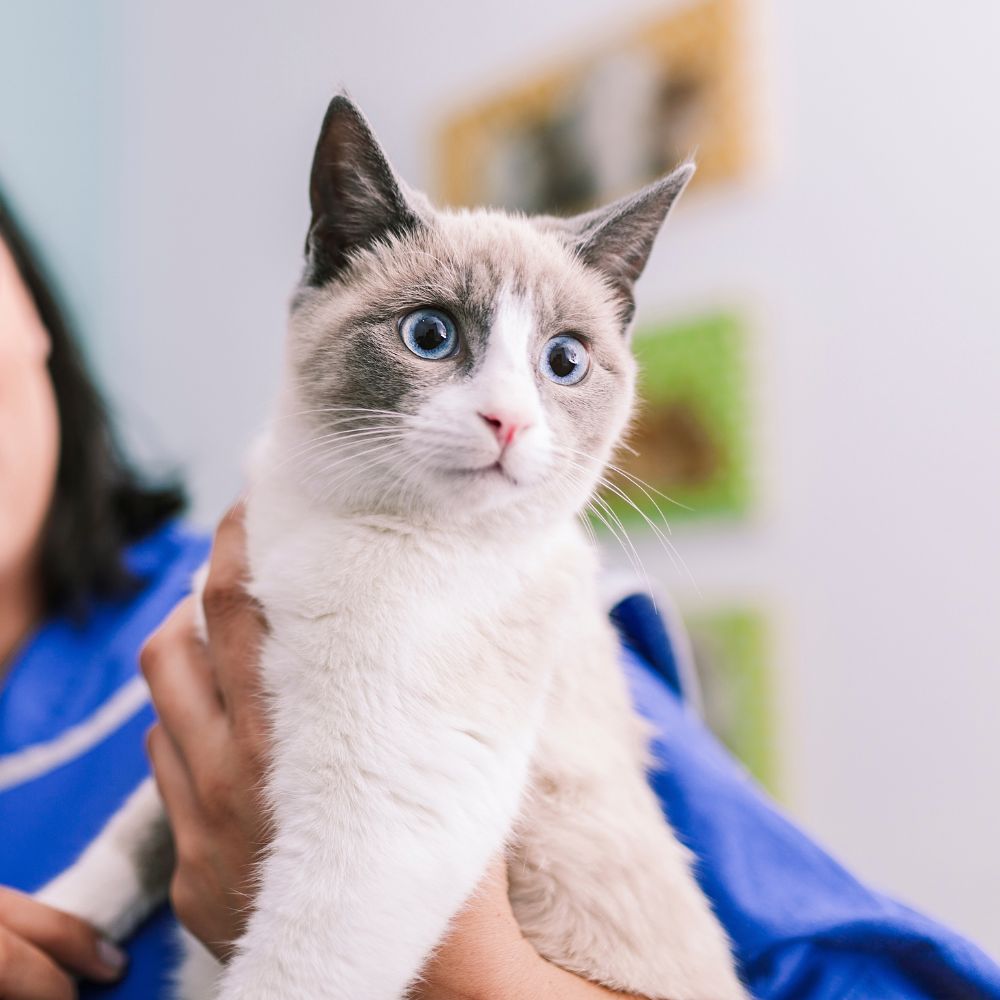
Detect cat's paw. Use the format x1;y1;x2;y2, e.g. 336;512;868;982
36;865;121;938
37;860;149;942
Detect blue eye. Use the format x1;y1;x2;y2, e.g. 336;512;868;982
399;308;458;360
540;335;589;385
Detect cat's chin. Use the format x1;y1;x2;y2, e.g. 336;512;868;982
384;462;561;525
444;461;519;486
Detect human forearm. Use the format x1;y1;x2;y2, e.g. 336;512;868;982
411;863;644;1000
421;940;644;1000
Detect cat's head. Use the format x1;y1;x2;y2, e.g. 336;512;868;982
281;95;691;530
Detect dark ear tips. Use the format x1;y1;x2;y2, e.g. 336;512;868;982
305;94;419;286
663;162;696;200
570;161;696;322
673;160;697;184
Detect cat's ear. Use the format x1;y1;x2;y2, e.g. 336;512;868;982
565;163;695;324
306;94;423;285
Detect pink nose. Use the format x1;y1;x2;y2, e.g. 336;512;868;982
479;412;529;448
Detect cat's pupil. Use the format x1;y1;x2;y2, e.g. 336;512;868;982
414;315;447;352
550;342;579;378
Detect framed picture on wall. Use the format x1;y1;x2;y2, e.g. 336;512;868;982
595;311;753;529
437;0;752;215
685;605;778;794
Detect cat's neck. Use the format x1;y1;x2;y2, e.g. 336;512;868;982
254;469;575;553
265;493;578;557
246;475;592;623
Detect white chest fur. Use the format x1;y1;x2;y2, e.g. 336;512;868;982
214;472;601;999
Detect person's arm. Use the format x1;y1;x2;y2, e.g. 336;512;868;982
410;859;637;1000
0;888;126;1000
144;507;642;998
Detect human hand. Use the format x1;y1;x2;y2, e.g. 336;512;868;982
413;859;639;1000
0;887;126;999
141;505;271;960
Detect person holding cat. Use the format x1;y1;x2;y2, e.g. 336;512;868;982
3;135;1000;1000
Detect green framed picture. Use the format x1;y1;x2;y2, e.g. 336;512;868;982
686;606;777;794
595;311;752;528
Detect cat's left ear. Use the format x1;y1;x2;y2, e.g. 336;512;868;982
565;163;695;324
305;94;424;286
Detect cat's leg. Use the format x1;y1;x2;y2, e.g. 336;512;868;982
212;674;539;1000
510;635;749;1000
511;782;748;1000
37;777;173;942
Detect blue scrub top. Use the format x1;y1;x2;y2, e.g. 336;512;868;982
1;523;998;999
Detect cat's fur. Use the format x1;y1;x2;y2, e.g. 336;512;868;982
39;96;748;1000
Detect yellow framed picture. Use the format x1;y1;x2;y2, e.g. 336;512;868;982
438;0;752;214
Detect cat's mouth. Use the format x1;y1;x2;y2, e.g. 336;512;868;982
447;461;518;486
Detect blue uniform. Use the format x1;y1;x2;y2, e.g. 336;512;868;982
1;524;998;998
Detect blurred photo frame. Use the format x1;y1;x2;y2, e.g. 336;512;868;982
604;311;753;526
437;0;751;214
686;606;777;793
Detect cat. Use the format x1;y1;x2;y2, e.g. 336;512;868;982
39;95;748;1000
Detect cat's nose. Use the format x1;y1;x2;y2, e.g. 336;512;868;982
479;412;530;448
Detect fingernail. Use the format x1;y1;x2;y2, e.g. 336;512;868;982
97;938;128;977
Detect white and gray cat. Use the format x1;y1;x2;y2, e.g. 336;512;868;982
39;96;748;1000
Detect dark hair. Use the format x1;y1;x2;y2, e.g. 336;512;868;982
0;187;186;616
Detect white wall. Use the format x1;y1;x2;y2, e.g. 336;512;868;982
3;0;998;958
0;1;123;372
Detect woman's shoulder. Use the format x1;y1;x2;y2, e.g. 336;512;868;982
0;520;210;758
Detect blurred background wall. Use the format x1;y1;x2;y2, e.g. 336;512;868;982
2;0;998;958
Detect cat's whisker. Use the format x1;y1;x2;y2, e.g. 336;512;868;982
553;446;697;594
238;419;418;507
265;409;412;440
325;426;415;445
277;424;413;458
274;405;412;422
311;443;414;506
605;464;693;515
604;469;675;537
343;440;445;513
555;470;599;547
279;435;413;504
307;438;407;481
589;492;642;572
589;492;657;604
265;430;409;486
249;425;402;477
594;475;698;593
557;449;677;538
584;498;645;583
559;444;693;513
554;444;702;590
285;426;407;461
559;466;636;565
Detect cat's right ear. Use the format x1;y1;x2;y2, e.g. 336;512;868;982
305;95;422;286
